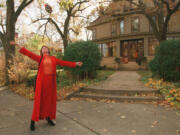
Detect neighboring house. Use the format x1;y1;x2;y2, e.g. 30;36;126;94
87;1;180;69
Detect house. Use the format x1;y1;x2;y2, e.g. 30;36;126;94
87;1;180;69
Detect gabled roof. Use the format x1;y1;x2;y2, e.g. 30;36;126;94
87;14;114;29
87;1;138;29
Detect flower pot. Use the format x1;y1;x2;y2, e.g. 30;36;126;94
123;57;128;64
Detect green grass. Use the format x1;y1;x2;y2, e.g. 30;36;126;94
28;70;115;91
56;70;115;90
137;70;152;84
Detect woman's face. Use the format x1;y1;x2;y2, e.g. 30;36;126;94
42;46;49;55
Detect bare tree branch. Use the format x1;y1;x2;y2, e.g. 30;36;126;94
69;28;79;35
72;0;89;11
33;17;64;38
14;0;34;22
161;0;171;13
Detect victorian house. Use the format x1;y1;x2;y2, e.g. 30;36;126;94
87;1;180;69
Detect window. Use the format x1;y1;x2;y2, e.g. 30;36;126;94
131;17;140;32
92;29;96;40
111;23;117;36
163;16;169;32
108;41;116;57
120;20;124;34
102;44;108;57
149;16;156;32
108;47;113;57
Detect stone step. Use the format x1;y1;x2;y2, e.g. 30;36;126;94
80;87;160;96
0;86;8;92
73;92;164;102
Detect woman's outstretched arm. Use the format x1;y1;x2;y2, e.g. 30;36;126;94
10;41;41;62
55;57;83;68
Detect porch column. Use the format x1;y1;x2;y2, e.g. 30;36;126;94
144;37;148;57
116;40;120;57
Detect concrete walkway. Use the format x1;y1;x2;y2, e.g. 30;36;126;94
89;71;154;90
0;89;180;135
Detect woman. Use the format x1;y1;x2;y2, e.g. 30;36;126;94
10;41;83;131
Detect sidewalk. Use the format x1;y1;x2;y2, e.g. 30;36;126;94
88;71;154;90
0;89;180;135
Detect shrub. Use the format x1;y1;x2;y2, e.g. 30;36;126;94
63;41;101;79
26;75;36;87
149;40;180;81
114;57;121;64
8;54;31;84
136;56;147;66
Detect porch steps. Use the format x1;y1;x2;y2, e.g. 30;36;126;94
66;87;164;103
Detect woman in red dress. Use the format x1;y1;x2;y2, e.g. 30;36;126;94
10;41;83;131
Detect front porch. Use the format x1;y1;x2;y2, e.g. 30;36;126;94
101;57;140;71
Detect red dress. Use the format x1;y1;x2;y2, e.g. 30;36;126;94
19;47;76;121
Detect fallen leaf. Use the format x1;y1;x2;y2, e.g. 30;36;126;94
131;130;136;133
103;128;108;132
63;127;67;131
73;118;77;120
120;115;126;119
152;120;158;126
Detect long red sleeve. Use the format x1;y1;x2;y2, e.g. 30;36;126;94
56;58;76;68
19;47;41;62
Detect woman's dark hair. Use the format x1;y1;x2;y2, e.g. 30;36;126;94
40;45;50;56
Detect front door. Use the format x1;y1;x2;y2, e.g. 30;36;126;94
120;39;144;61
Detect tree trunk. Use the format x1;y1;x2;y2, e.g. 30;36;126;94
63;38;68;49
4;0;16;85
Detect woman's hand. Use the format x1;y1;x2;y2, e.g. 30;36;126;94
76;62;83;67
10;41;22;48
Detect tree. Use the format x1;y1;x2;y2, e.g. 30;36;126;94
113;0;180;42
0;0;34;85
33;0;90;49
